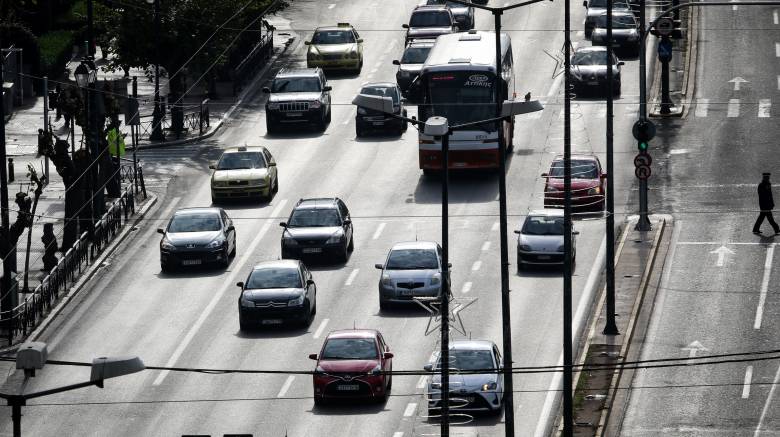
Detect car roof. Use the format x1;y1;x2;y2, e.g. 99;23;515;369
413;4;450;12
223;145;266;154
575;46;608;53
326;329;380;339
275;68;321;78
406;40;437;48
361;82;398;89
391;241;438;250
174;207;221;215
599;10;635;17
314;24;355;32
449;340;496;350
251;259;300;270
528;209;565;217
295;198;339;209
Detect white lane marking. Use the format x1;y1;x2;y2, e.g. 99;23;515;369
776;42;780;57
328;3;335;8
278;375;295;397
777;75;780;91
393;433;404;437
754;245;774;329
462;281;472;293
694;98;709;117
754;363;780;436
482;241;491;251
370;68;378;74
342;107;355;125
471;260;482;271
372;222;386;240
732;0;738;10
345;268;359;286
775;9;779;24
152;199;289;386
403;403;417;417
758;99;771;118
727;99;740;117
416;375;427;389
491;222;499;232
313;318;330;339
742;366;753;399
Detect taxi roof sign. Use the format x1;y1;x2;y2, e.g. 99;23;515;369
337;22;351;27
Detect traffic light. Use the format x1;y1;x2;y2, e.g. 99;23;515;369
638;140;649;152
632;119;656;144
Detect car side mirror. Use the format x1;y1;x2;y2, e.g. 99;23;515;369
583;0;588;6
601;172;608;178
402;24;409;29
392;59;400;66
618;61;625;66
304;41;311;45
157;228;165;235
227;225;235;232
323;86;332;92
541;172;548;178
262;87;271;94
448;263;452;268
269;161;276;167
307;279;315;286
308;353;318;360
209;164;216;170
423;363;433;371
514;230;521;234
357;38;364;43
236;281;244;288
343;219;351;226
573;230;580;235
383;352;394;360
375;263;384;270
279;222;287;228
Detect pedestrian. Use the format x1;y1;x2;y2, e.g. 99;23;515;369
53;83;62;121
753;172;780;235
41;223;59;272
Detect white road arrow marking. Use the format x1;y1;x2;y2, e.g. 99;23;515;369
709;245;735;266
682;341;709;361
729;77;748;91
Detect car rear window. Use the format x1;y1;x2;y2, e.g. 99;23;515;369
549;160;598;178
436;349;495;371
312;30;355;44
288;208;341;227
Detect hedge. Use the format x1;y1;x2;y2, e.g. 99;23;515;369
38;29;74;78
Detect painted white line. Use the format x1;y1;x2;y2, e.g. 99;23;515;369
758;99;771;118
403;402;417;417
774;9;779;24
491;222;499;232
328;3;335;9
345;268;359;286
742;366;753;399
393;432;404;437
313;318;330;339
462;281;472;293
372;222;386;240
777;75;780;91
152;199;288;386
754;363;780;436
754;245;774;329
278;375;295;398
482;241;491;251
416;375;427;389
694;98;709;117
776;42;780;57
732;1;738;10
471;260;482;271
727;99;740;118
678;241;775;245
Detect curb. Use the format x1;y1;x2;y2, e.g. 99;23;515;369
0;193;159;354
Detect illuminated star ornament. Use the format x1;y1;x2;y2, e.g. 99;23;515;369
414;294;478;337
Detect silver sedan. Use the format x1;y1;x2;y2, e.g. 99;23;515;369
515;209;578;270
375;241;446;310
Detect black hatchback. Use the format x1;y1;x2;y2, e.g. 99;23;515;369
237;260;316;330
158;207;236;272
280;198;354;262
355;82;408;137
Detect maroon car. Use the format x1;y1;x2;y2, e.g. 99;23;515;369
309;329;393;405
542;154;607;211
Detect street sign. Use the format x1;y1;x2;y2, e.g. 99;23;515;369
656;17;674;36
635;165;651;180
633;152;652;167
658;38;673;62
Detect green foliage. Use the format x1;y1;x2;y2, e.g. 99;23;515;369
38;29;74;75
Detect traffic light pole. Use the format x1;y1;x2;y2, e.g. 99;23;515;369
440;131;450;437
636;0;652;232
603;0;619;336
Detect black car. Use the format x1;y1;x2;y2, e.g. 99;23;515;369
403;5;457;45
570;46;623;97
583;0;633;37
237;260;316;330
355;82;408;137
590;11;640;55
263;68;332;134
393;40;435;98
424;0;475;30
158;207;237;271
280;198;354;262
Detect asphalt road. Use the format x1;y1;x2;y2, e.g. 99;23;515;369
620;5;780;436
0;1;651;436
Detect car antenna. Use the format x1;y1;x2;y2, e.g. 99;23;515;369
353;320;356;330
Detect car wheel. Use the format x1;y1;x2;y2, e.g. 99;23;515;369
312;299;317;316
239;316;251;332
347;236;354;252
211;195;218;204
221;248;230;267
317;115;327;132
517;260;524;273
266;119;277;135
614;82;622;97
230;239;237;257
422;169;436;177
299;304;313;327
356;123;365;137
314;396;325;406
339;246;349;263
379;299;389;311
272;177;279;194
387;374;392;390
160;261;171;273
325;107;332;123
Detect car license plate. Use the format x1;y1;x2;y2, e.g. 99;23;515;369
302;248;322;254
401;289;415;296
261;319;283;325
537;255;551;260
587;81;599;86
182;259;201;265
286;112;303;117
372;121;385;126
337;384;360;391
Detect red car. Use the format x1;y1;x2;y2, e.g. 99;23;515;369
309;329;393;405
542;154;607;211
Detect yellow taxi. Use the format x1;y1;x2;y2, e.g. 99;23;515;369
305;23;364;73
210;146;278;203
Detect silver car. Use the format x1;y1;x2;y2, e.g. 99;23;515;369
375;241;445;310
425;340;504;415
515;209;578;270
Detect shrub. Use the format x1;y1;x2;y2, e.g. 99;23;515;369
38;29;74;78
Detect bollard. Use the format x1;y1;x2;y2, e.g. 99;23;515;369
7;158;14;183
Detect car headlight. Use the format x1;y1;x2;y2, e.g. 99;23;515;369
206;238;225;249
381;274;393;286
482;382;497;392
213;180;229;187
518;244;532;252
267;102;279;110
283;237;299;247
310;100;322;109
326;232;344;244
350;51;359;59
430;273;441;286
545;185;560;192
588;186;601;195
161;238;175;250
370;363;382;376
357;107;367;115
315;365;326;374
288;294;305;306
240;296;254;307
308;52;321;60
250;178;268;187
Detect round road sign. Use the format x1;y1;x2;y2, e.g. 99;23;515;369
656;17;674;36
634;152;652;167
635;165;652;180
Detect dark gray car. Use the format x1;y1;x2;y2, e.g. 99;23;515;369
570;46;624;96
280;198;354;263
403;5;457;45
591;11;640;54
393;39;435;98
158;207;236;271
237;260;316;330
583;0;633;37
425;0;475;30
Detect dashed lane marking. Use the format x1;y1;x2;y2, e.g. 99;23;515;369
393;433;404;437
403;403;417;417
416;375;427;389
727;99;740;117
471;260;481;271
491;222;499;232
278;375;295;398
774;9;779;24
754;245;774;330
373;222;386;240
776;42;780;57
328;3;335;8
754;363;780;436
462;281;472;293
345;268;359;286
481;241;491;251
742;366;753;399
694;98;708;117
759;99;771;118
313;318;330;339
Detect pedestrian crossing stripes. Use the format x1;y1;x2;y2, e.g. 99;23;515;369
759;99;772;118
692;98;775;119
695;98;709;117
727;99;740;117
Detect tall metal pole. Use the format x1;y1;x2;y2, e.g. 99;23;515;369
636;0;651;231
43;77;50;183
562;0;574;433
440;130;451;437
0;35;15;317
150;0;165;142
603;0;619;335
492;11;515;436
87;0;95;57
132;77;138;195
11;402;21;437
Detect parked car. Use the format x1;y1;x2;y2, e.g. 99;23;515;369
280;198;354;262
355;82;408;136
542;153;607;211
590;11;640;55
514;209;578;270
237;260;316;330
210;146;278;203
306;23;364;73
392;39;435;98
424;0;475;30
403;5;457;45
375;241;446;310
570;46;623;96
263;68;332;133
583;0;633;37
158;207;236;271
309;329;393;405
425;340;504;415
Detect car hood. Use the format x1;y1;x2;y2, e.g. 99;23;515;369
309;43;358;54
383;269;439;281
242;288;302;302
268;92;322;103
165;231;222;246
408;27;454;38
317;359;380;374
284;227;342;239
212;168;268;182
430;373;498;392
519;234;564;251
572;65;617;77
592;28;637;39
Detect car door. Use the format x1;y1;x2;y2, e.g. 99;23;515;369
221;209;235;253
263;148;277;183
320;71;331;111
377;333;392;374
493;346;504;398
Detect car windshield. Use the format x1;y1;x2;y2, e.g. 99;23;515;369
426;71;496;126
549;160;599;178
360;86;400;104
436;349;495;371
596;14;637;29
426;0;464;7
271;77;321;93
522;216;564;236
321;338;379;360
410;11;452;27
288;208;341;227
312;30;355;44
217;152;265;170
168;213;221;233
386;248;439;270
246;267;302;289
572;50;613;66
401;46;432;64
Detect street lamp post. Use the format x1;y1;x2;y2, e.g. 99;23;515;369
146;0;165;142
0;34;15;321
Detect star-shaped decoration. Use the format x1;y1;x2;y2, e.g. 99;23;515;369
544;40;576;79
414;293;478;337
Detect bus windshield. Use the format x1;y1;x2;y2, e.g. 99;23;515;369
425;72;496;126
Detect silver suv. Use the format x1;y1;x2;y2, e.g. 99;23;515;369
263;68;332;133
